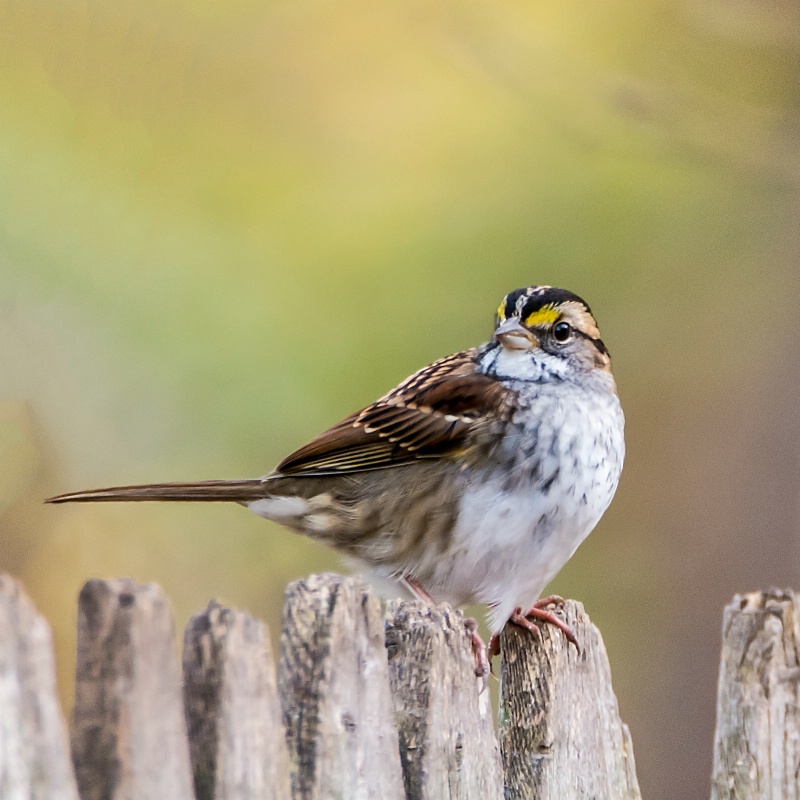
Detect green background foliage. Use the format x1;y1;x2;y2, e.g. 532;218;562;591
2;2;798;796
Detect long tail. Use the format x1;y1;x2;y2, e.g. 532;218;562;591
45;479;268;504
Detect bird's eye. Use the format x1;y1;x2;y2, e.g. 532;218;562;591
553;321;572;343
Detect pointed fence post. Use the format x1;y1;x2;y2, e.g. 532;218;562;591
711;589;800;800
70;578;195;800
498;599;641;800
183;600;291;800
385;601;504;800
279;573;405;800
0;574;78;800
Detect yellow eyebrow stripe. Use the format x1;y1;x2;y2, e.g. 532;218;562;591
524;306;560;326
497;301;506;320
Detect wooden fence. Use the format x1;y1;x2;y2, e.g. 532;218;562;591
0;572;796;799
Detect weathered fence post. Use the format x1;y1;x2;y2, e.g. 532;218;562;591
498;599;641;800
0;574;78;800
279;573;406;800
385;601;504;799
71;578;195;800
183;601;291;800
711;589;800;800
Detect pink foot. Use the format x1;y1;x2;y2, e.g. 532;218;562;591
403;575;490;678
490;596;580;659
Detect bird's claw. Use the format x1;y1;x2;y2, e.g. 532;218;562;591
490;597;581;660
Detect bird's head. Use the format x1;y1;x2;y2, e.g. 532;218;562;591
493;286;611;374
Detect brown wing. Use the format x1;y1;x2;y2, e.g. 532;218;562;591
274;349;514;477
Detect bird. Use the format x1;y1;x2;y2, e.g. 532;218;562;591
47;285;625;674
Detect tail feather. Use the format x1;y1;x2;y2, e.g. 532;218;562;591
45;479;268;504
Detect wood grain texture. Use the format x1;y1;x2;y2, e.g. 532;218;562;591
71;578;194;800
279;573;405;800
0;574;78;800
711;589;800;800
498;599;640;800
183;601;291;800
385;601;503;800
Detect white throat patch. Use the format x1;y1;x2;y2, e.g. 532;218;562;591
480;345;567;382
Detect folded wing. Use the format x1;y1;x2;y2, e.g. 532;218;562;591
275;349;514;477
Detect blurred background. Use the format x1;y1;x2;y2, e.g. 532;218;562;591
1;0;798;796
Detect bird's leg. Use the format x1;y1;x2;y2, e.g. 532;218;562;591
402;575;489;678
489;595;580;659
487;630;504;659
463;617;490;678
400;575;436;604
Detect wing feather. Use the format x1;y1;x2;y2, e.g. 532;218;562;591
274;348;513;477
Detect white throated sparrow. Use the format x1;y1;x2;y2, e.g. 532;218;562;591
47;286;625;672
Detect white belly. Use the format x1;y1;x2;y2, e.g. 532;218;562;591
420;392;624;631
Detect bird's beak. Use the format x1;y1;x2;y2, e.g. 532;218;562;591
495;318;538;350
